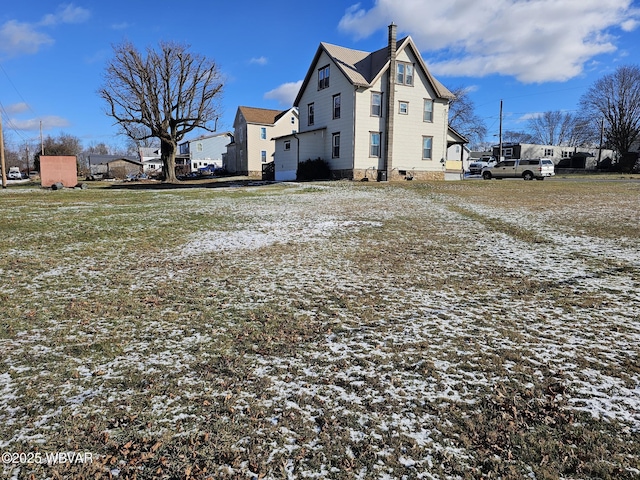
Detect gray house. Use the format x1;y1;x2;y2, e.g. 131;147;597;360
181;132;233;172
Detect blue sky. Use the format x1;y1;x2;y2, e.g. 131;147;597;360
1;0;639;151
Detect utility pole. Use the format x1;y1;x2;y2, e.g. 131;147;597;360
1;114;7;188
499;99;503;161
598;118;604;165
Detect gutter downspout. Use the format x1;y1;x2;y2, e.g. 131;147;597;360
383;23;397;182
293;133;300;179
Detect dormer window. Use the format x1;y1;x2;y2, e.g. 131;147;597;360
318;65;330;90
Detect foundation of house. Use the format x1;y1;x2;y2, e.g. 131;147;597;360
351;169;445;182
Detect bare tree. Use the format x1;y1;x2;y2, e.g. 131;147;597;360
99;41;223;182
34;133;82;171
579;65;640;156
503;130;535;144
526;111;580;146
448;86;487;149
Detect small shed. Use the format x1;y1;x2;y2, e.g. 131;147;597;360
88;155;142;179
40;155;78;187
105;158;142;179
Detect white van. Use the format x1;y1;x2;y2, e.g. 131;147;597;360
7;167;22;180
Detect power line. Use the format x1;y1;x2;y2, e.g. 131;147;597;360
475;84;589;109
0;101;29;143
0;61;38;116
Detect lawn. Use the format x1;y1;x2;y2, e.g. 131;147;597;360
1;178;639;479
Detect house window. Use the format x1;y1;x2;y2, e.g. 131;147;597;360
197;143;203;152
308;103;314;126
260;127;266;140
332;132;340;158
397;62;414;85
333;94;341;119
503;147;513;158
399;101;408;115
422;136;433;160
371;92;382;116
284;140;291;151
370;132;381;157
562;151;572;158
318;65;330;90
261;150;267;163
544;148;554;157
423;99;433;122
291;116;295;124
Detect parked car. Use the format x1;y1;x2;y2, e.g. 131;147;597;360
468;156;496;175
482;158;555;180
7;167;22;180
198;164;223;175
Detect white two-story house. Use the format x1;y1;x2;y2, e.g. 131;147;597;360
274;24;459;181
225;106;298;177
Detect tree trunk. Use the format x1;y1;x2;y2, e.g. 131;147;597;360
161;138;179;183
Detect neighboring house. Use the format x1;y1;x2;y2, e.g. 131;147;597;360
274;23;457;182
492;143;615;169
88;155;142;178
446;127;470;179
139;147;189;176
139;147;163;174
181;132;233;172
226;106;298;177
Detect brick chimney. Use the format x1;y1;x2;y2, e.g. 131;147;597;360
383;23;397;181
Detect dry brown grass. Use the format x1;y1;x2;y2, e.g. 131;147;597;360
0;178;638;479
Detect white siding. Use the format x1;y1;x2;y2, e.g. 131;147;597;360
297;52;355;171
388;48;448;173
274;137;298;181
293;39;453;179
354;76;387;171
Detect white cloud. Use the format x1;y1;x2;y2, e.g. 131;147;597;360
0;4;90;57
249;56;268;66
264;81;303;106
339;0;639;83
10;116;70;131
39;4;91;26
5;103;31;115
111;22;131;30
0;20;53;56
517;112;543;122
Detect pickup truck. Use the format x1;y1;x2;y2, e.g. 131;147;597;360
468;156;496;175
482;158;555;180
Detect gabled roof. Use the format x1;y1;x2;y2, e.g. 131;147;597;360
237;106;295;126
447;126;469;144
139;147;161;159
189;131;233;142
88;154;140;166
294;35;454;106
